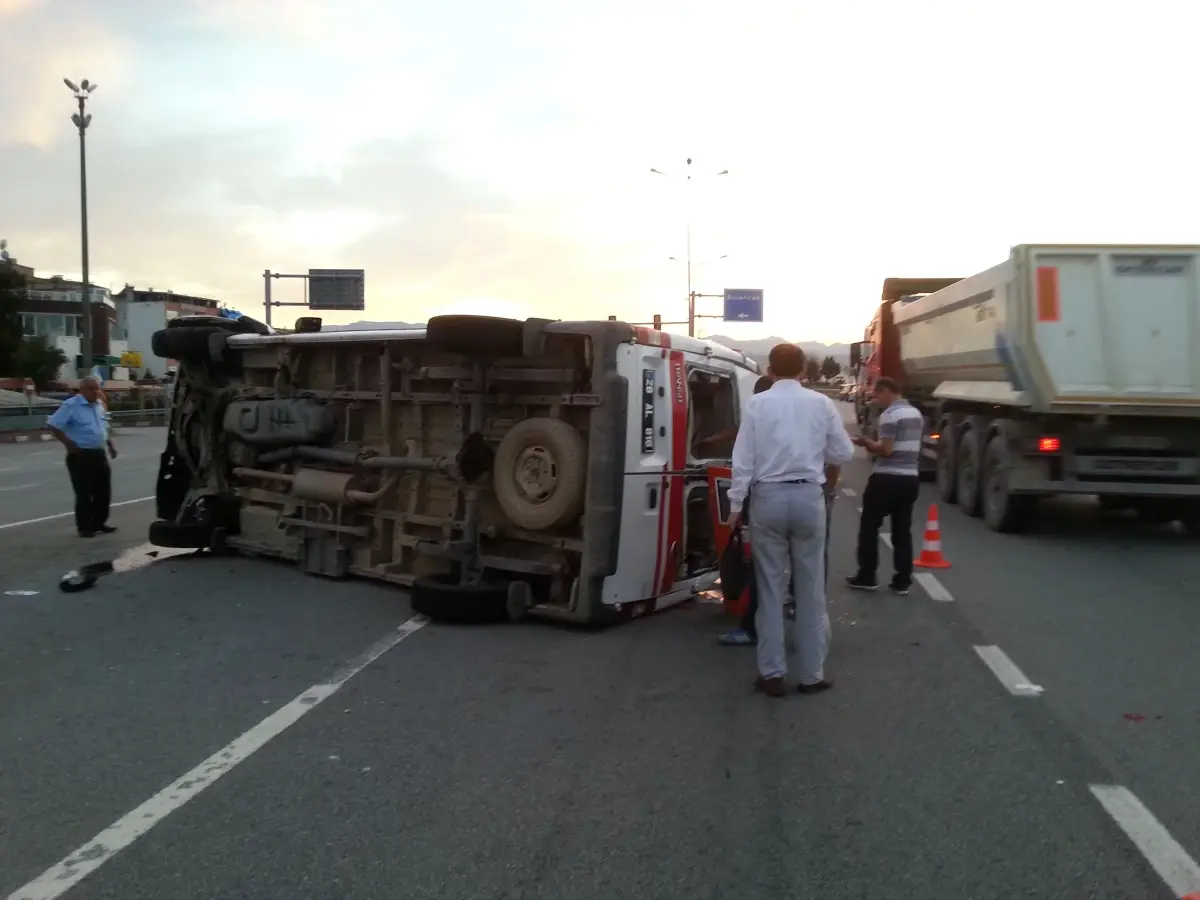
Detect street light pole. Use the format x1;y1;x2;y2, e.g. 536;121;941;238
650;159;728;337
65;77;97;378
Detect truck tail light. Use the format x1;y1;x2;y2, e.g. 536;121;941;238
928;432;940;442
1038;437;1061;453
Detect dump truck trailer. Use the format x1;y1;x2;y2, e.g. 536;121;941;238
850;244;1200;533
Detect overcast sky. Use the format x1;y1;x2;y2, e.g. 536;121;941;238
3;0;1199;343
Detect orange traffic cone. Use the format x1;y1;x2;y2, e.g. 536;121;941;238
914;504;951;569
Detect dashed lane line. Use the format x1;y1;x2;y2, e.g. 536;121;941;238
1090;785;1200;899
913;573;954;602
0;496;154;531
972;645;1045;697
5;616;430;900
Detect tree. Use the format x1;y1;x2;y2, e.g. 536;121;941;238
13;340;68;389
0;263;26;375
820;356;842;380
804;357;821;382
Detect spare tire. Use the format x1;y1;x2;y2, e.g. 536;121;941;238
426;315;525;357
493;418;587;531
149;519;213;549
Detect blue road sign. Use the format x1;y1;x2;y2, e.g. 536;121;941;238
723;288;764;323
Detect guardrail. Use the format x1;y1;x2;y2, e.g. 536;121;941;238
109;408;168;427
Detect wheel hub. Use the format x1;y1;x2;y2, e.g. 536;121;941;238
513;445;558;505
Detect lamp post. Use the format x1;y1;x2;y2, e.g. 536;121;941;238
650;158;729;336
64;77;97;378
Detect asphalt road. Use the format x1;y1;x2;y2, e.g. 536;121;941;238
1;410;1197;900
0;427;165;578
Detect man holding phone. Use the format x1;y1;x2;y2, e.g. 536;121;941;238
847;377;923;595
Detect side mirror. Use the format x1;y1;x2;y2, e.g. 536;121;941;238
848;342;864;369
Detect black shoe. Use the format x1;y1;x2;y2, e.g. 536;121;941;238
77;530;96;538
845;575;878;592
797;679;834;695
889;582;911;596
96;525;117;534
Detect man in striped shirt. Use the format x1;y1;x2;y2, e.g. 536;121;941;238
846;377;923;595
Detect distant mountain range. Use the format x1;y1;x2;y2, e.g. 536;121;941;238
318;321;851;367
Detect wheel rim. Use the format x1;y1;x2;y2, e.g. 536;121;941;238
513;444;558;506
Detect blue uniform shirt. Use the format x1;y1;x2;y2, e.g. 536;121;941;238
46;395;108;450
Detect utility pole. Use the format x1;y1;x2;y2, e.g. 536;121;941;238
650;159;728;337
65;77;97;378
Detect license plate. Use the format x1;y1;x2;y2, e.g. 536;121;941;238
1087;457;1182;474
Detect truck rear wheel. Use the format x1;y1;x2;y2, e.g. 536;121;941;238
982;434;1035;533
955;429;983;517
936;421;958;504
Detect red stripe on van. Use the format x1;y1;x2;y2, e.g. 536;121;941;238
659;351;689;593
1036;266;1061;323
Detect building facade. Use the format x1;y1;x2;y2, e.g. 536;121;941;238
7;260;127;381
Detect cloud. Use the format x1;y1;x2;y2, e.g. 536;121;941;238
0;124;655;331
0;0;135;148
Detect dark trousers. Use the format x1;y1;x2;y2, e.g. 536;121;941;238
66;449;111;533
740;491;833;636
856;472;920;587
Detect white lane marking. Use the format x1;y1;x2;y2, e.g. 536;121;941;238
914;573;954;602
880;533;893;549
0;466;18;473
6;615;430;900
1089;785;1200;898
0;483;38;493
972;645;1044;697
0;496;154;531
841;487;857;497
28;450;55;456
4;590;40;596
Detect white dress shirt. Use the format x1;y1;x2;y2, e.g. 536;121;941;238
727;379;856;515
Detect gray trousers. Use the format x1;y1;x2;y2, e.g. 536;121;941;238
749;482;831;684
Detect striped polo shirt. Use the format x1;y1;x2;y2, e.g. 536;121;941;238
874;399;923;477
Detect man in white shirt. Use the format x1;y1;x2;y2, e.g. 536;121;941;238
725;344;856;697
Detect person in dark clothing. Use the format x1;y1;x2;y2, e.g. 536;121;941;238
847;378;923;594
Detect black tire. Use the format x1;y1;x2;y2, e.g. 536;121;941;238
936;421;958;504
506;581;534;622
956;429;983;517
152;326;227;363
411;574;511;624
981;433;1035;533
493;418;587;531
166;314;270;335
1133;500;1180;525
426;315;525;356
1098;495;1133;513
1180;502;1200;537
149;519;213;549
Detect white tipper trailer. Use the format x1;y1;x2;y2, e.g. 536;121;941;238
859;244;1200;533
